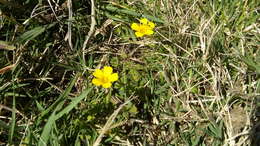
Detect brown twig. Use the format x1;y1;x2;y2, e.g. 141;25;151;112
82;0;96;63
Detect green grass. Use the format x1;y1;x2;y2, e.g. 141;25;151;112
0;0;259;145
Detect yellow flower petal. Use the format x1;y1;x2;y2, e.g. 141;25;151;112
140;25;149;31
135;32;144;37
92;78;102;86
103;66;113;75
145;29;154;35
131;23;139;31
93;69;103;78
140;18;148;25
102;82;112;88
92;66;119;88
148;22;155;29
109;73;118;82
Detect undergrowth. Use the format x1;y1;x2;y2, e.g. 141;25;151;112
0;0;259;145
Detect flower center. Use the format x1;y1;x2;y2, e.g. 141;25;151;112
138;25;149;33
100;76;109;83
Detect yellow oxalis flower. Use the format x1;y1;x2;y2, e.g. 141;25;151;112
131;18;155;37
92;66;118;88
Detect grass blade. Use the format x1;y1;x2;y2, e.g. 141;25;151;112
36;73;80;125
54;87;93;120
0;40;16;50
38;111;57;146
37;87;93;145
102;5;165;24
8;93;16;144
16;23;56;43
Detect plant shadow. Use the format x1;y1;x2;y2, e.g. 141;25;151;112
250;96;260;146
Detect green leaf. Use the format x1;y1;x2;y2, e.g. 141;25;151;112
36;101;44;112
38;111;57;146
38;86;93;145
191;136;202;146
54;87;93;120
242;56;260;74
16;23;56;43
8;95;16;144
102;5;165;24
36;73;80;125
17;26;46;43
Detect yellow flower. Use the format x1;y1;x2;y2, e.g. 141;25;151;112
131;18;155;37
92;66;118;88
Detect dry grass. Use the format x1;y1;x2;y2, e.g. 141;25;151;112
0;0;259;145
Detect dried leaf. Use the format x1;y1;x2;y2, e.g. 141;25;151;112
0;41;16;50
0;64;16;74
